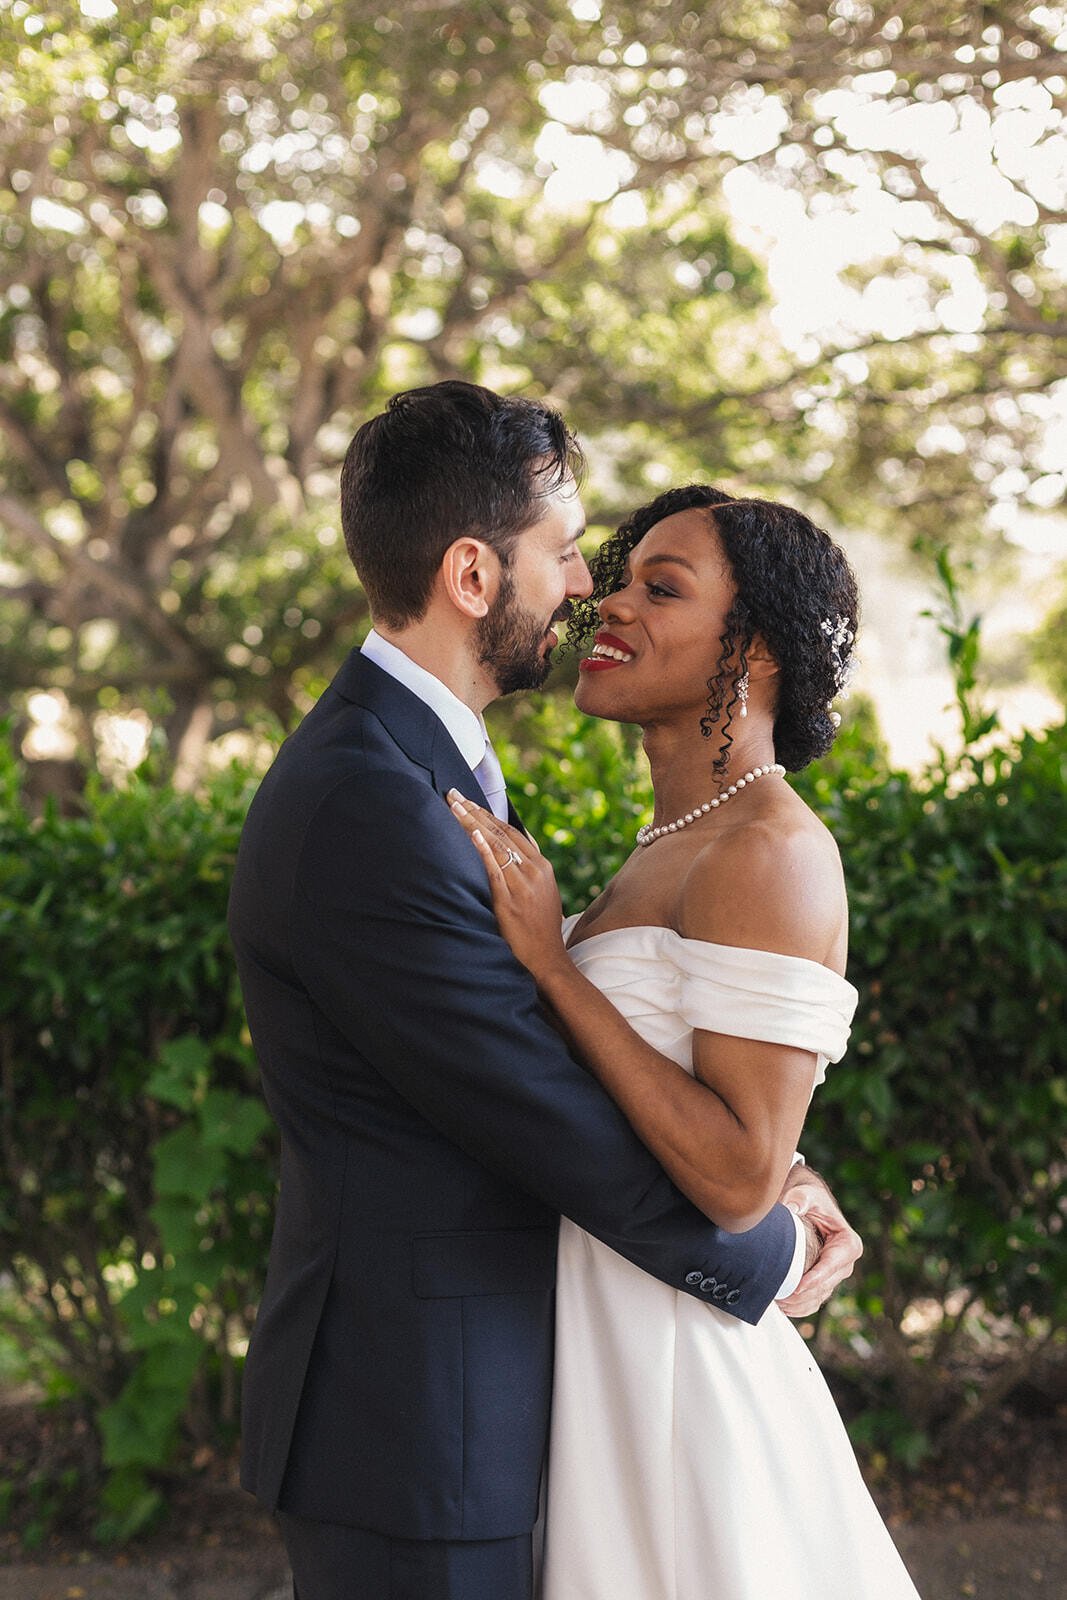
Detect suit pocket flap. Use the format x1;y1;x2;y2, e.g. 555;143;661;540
412;1227;558;1298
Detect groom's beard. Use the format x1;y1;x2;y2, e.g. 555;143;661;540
477;567;570;696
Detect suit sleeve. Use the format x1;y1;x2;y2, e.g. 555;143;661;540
290;769;796;1324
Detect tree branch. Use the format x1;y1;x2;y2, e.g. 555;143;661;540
0;493;205;666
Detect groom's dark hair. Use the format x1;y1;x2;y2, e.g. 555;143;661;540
340;380;584;627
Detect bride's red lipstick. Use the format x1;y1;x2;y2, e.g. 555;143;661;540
579;632;636;672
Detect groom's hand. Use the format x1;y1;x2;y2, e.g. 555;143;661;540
776;1164;862;1319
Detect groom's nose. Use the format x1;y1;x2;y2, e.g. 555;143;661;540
567;552;594;599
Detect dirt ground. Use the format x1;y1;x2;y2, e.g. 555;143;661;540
2;1506;1067;1600
2;1389;1065;1599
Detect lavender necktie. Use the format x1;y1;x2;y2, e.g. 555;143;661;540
472;739;509;822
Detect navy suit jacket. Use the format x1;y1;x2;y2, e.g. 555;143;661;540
228;648;796;1540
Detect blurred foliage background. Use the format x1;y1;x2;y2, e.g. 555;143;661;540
1;697;1065;1540
1;0;1065;1549
0;0;1065;774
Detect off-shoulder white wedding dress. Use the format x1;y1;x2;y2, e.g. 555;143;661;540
540;919;920;1600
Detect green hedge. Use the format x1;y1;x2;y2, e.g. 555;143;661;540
0;747;274;1540
794;720;1067;1460
1;708;1065;1536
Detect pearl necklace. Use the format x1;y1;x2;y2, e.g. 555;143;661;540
636;763;786;846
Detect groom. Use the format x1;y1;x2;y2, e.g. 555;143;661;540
228;380;860;1600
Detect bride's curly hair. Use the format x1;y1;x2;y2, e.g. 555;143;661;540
566;484;859;774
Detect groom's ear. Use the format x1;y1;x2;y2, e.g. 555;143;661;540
440;537;499;620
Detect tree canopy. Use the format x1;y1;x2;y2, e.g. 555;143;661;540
1;0;1064;769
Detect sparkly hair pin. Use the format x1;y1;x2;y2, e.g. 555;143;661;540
820;614;856;726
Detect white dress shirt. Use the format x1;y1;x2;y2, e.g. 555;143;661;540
358;628;807;1298
361;629;508;818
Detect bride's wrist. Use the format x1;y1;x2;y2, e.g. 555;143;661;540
533;955;581;999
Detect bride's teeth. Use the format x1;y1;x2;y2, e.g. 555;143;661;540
592;645;631;661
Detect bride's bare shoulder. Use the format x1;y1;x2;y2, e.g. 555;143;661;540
675;787;847;965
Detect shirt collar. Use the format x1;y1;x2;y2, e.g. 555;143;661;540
361;628;489;770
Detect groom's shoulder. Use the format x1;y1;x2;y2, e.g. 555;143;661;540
238;683;412;847
267;653;423;782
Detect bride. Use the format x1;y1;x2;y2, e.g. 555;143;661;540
449;484;921;1599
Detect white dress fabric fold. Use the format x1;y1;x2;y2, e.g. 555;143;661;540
540;919;920;1600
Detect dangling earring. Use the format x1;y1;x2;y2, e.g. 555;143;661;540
736;670;749;718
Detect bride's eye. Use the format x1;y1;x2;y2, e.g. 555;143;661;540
647;583;675;599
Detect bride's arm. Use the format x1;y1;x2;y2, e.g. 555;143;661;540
448;792;846;1234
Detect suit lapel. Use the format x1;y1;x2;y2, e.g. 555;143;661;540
332;649;495;814
429;720;495;815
